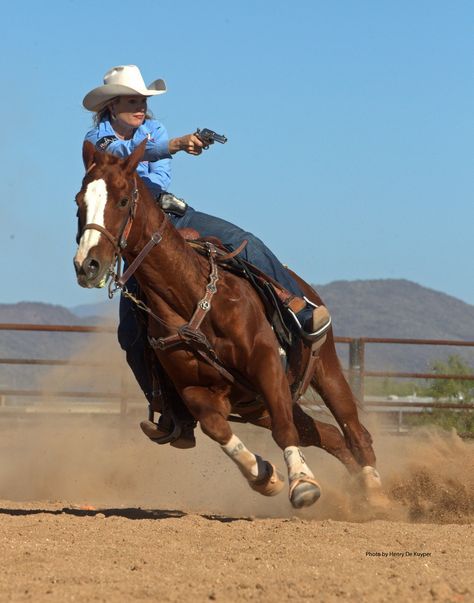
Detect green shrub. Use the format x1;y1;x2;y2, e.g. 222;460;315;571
405;409;474;434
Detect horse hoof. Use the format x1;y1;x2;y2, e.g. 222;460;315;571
358;466;391;512
250;462;285;497
360;466;382;489
289;476;321;509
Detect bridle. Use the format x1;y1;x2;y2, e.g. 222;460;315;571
79;174;168;296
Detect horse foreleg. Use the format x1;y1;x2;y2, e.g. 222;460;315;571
250;356;321;509
221;433;285;497
181;385;233;444
180;385;285;497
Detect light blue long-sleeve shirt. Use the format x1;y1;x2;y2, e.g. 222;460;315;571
84;117;172;196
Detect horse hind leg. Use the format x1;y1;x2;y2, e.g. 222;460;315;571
275;272;388;508
310;353;376;469
292;404;361;473
249;404;374;501
294;405;387;507
289;273;378;470
310;354;390;509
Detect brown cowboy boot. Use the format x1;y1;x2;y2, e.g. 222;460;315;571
170;421;197;449
305;305;331;352
306;305;332;338
140;411;197;449
287;297;332;351
140;358;197;449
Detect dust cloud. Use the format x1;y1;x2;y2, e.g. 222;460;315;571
0;330;473;524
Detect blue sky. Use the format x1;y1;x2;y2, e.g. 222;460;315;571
1;1;472;308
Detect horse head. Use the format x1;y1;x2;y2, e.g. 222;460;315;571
73;140;147;288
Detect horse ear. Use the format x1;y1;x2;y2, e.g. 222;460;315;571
82;141;96;170
125;139;147;174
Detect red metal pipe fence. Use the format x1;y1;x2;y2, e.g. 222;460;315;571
345;337;474;405
1;324;474;414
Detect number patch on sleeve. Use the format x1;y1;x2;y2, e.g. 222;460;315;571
96;135;118;151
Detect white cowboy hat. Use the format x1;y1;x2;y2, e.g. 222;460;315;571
82;65;167;112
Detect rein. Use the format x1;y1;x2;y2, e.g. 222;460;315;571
115;221;167;288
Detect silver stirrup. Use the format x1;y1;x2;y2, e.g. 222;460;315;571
287;296;332;341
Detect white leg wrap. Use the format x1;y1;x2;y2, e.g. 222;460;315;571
284;446;314;480
221;434;259;480
361;466;382;488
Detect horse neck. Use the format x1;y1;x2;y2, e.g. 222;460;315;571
123;182;208;314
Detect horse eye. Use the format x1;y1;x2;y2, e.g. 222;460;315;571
118;197;129;208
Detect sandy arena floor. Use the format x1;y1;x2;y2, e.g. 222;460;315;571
0;417;472;602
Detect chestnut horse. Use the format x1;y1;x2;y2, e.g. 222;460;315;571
74;140;386;510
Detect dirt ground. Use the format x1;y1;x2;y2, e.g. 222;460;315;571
0;415;473;602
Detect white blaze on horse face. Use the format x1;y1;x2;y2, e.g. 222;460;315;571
75;179;108;265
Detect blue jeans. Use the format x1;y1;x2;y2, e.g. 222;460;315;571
118;287;153;402
168;207;305;297
118;207;310;401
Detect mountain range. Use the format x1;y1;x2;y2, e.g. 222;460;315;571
315;279;474;374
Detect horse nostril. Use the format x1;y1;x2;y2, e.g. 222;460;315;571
84;258;100;278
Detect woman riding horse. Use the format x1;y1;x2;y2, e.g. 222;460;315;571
82;65;331;445
74;140;387;510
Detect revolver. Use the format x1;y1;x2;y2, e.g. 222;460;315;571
196;128;228;149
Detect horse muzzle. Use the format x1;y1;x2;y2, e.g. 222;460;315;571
74;256;110;289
